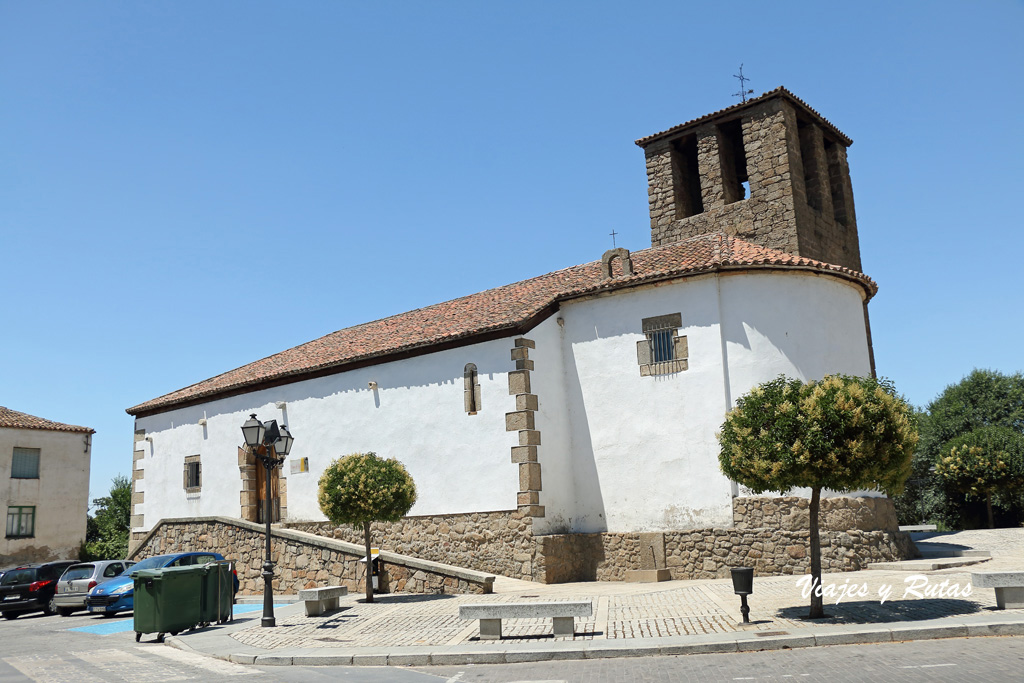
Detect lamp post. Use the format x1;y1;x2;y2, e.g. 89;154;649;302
241;413;294;628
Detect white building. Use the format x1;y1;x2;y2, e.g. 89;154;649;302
1;407;93;564
127;90;899;582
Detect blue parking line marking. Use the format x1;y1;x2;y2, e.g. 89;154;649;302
67;604;288;635
68;618;134;635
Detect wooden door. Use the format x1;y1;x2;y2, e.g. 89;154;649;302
255;463;281;524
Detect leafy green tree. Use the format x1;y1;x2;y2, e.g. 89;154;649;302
317;452;417;602
82;475;132;560
935;426;1024;528
897;369;1024;528
718;375;917;619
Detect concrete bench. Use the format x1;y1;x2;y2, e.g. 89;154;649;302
298;585;348;616
458;601;592;639
971;571;1024;609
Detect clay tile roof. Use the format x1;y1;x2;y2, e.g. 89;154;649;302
0;406;94;434
127;233;875;417
635;86;853;148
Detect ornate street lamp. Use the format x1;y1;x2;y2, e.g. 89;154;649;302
241;413;295;627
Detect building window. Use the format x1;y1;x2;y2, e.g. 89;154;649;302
670;134;704;218
6;506;35;538
637;313;689;376
183;455;201;493
464;363;481;414
11;448;40;479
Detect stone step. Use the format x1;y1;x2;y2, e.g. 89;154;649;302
866;556;990;571
916;543;991;559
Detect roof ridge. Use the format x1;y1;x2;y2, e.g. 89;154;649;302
127;233;876;417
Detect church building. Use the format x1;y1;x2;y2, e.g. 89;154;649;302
127;89;910;584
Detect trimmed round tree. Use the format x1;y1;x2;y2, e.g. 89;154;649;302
936;426;1024;529
318;452;417;602
718;374;917;619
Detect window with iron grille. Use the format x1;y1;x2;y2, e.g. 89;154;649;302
6;506;35;538
183;455;202;493
637;313;689;376
11;447;40;479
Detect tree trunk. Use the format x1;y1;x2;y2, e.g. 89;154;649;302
986;492;994;529
808;487;825;619
363;521;374;603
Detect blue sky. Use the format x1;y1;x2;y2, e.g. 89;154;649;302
2;1;1022;504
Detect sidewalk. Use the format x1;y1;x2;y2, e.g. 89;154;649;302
166;529;1024;666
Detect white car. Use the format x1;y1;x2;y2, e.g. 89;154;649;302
53;560;135;616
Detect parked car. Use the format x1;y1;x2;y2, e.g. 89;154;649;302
0;561;79;619
85;552;237;617
53;560;135;616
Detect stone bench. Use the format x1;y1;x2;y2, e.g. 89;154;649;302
458;601;592;639
971;571;1024;609
298;585;348;616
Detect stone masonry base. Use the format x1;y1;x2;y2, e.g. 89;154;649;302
535;497;916;583
286;509;535;581
131;497;915;589
129;517;494;596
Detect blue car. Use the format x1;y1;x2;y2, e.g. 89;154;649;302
85;552;237;616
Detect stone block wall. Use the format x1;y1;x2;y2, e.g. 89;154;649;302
533;496;913;584
640;93;861;272
733;495;899;533
285;508;535;581
131;517;494;596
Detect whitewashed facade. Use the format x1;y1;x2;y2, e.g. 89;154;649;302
131;266;873;538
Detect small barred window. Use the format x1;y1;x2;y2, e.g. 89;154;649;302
637;313;689;376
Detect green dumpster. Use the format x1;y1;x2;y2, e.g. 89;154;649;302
133;566;203;642
197;561;234;625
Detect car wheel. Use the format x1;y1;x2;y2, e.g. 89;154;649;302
43;598;56;616
57;607;74;617
2;612;17;620
102;611;119;618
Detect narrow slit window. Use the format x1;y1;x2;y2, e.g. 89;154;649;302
825;139;849;226
670;135;704;218
464;363;481;414
798;121;823;211
718;119;749;204
183;455;202;493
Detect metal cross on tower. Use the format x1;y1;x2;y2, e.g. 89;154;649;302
609;229;618;247
733;64;754;103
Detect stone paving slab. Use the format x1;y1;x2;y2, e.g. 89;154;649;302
165;527;1024;666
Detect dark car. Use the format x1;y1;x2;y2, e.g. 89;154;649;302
0;560;78;619
86;552;237;616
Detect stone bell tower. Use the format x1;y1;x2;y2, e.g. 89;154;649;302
635;87;862;272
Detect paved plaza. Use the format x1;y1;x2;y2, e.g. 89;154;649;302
169;529;1024;666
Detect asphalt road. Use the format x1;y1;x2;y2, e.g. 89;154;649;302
2;607;1024;682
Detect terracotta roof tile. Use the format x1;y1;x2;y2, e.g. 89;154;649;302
127;233;875;416
0;406;94;434
635;86;853;148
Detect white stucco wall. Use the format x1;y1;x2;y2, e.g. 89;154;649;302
134;337;521;532
134;269;872;538
1;427;91;562
526;315;576;535
555;271;871;534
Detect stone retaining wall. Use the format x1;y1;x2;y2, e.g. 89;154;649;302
534;497;914;583
129;517;494;596
285;508;535;581
132;496;914;589
535;527;914;583
734;496;899;532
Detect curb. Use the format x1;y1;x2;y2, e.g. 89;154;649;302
170;618;1024;667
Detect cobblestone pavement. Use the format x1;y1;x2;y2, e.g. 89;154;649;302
227;528;1024;652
